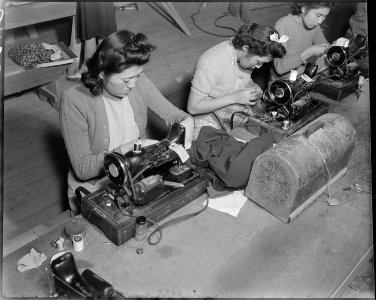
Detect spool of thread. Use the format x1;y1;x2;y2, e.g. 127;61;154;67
135;216;148;242
271;111;277;119
56;237;65;250
73;235;84;251
133;140;142;152
282;120;290;130
289;70;298;81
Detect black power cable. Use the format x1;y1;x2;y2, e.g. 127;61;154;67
191;4;236;38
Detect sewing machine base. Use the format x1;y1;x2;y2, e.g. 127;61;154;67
244;100;329;143
81;166;210;246
313;70;367;101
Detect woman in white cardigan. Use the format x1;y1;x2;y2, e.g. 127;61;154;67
187;23;286;138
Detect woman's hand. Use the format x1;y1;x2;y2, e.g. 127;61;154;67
232;84;263;105
178;117;195;149
301;44;330;61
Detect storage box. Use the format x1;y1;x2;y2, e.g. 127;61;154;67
245;113;356;223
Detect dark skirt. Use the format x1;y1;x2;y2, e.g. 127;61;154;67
76;2;117;40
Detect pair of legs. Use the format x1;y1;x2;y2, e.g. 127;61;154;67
68;37;103;77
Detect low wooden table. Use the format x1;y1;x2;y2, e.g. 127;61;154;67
2;190;373;298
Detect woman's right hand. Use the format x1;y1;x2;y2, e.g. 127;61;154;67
233;86;263;106
302;44;330;59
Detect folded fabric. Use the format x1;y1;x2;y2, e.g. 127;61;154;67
17;248;47;272
191;126;274;189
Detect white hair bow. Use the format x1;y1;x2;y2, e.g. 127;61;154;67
270;32;289;43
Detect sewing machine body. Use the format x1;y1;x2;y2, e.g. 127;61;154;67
313;34;368;101
236;77;329;142
80;123;211;246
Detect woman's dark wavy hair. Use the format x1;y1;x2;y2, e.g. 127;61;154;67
290;2;335;15
82;30;156;95
232;23;286;59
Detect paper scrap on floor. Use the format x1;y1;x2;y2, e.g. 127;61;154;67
205;190;248;217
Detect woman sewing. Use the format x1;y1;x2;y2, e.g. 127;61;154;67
60;30;194;215
187;23;286;137
270;1;335;80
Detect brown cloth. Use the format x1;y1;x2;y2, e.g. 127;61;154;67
190;126;274;189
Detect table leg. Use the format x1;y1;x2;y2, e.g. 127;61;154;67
160;2;191;37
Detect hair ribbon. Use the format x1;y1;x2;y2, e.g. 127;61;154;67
270;32;289;43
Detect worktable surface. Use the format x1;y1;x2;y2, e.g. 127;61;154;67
3;84;372;298
2;188;372;298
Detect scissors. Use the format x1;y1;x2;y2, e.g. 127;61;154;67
343;183;372;197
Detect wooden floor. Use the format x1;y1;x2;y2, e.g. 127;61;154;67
2;2;373;296
2;2;290;242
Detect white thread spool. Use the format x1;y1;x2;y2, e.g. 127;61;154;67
72;235;84;251
289;70;298;81
271;111;277;119
282;120;290;129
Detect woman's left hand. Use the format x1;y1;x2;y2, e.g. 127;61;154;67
179;117;195;149
247;83;263;104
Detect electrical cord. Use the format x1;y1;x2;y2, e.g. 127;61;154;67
191;4;236;37
116;193;210;246
147;197;209;245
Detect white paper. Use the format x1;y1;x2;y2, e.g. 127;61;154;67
334;37;350;48
169;143;189;162
301;74;314;82
205;190;248;217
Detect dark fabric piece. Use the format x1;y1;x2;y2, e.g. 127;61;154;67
206;182;233;199
190;126;274;189
77;2;117;40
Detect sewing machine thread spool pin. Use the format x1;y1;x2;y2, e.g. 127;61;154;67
133;140;142;152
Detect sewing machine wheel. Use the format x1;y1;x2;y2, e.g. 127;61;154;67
327;46;346;67
268;80;292;105
104;152;128;186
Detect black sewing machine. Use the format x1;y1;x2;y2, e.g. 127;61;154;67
313;34;368;101
79;123;210;246
232;69;329;142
